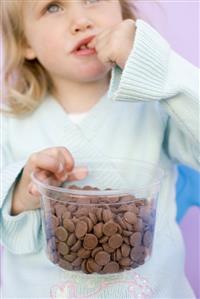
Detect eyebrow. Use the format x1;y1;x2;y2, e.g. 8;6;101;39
31;1;51;10
32;1;48;9
32;0;68;10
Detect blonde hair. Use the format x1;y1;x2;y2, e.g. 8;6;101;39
1;0;136;116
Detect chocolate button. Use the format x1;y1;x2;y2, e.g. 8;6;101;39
59;258;73;271
134;218;143;232
75;221;88;239
102;209;113;222
83;234;98;250
55;204;67;218
64;252;77;262
116;223;123;234
78;248;91;259
121;243;130;257
81;260;88;273
143;230;153;248
116;216;127;230
139;206;150;222
88;212;98;224
62;211;71;219
108;234;123;249
116;248;122;261
91;246;103;258
71;240;82;252
124;212;137;225
67;233;77;246
55;227;68;242
68;185;80;189
130;232;142;247
96;208;103;221
51;215;59;228
95;251;110;266
119;257;132;267
79;216;93;232
130;245;146;261
63;219;75;232
75;207;89;217
93;222;103;238
87;258;102;273
103;222;118;236
58;242;69;255
102;261;119;273
122;230;132;237
123;236;130;245
102;243;115;253
67;205;77;212
72;257;83;267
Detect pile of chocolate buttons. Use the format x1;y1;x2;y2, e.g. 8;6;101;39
44;185;156;274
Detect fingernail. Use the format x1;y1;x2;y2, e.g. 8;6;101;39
58;163;64;173
29;184;39;196
87;42;93;48
32;185;39;195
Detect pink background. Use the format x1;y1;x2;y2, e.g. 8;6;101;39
135;0;199;66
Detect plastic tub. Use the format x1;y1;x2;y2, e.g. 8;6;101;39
32;159;164;274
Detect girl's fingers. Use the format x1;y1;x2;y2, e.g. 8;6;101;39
29;149;73;181
44;147;74;180
88;33;115;67
32;166;88;188
31;167;88;194
88;29;111;48
36;169;51;181
28;183;41;197
48;147;74;172
29;153;64;175
67;167;88;182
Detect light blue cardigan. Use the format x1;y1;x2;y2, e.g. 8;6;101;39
0;20;199;299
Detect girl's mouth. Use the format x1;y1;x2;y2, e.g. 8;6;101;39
74;45;96;56
72;35;96;56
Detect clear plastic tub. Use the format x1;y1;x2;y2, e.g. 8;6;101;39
32;159;164;274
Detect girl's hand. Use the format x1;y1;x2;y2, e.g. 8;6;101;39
11;147;87;215
88;19;136;69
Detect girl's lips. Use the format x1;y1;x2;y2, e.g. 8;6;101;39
73;48;96;56
72;35;96;53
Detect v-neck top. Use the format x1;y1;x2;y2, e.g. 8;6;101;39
68;112;88;124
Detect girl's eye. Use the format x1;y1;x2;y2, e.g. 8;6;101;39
46;3;63;14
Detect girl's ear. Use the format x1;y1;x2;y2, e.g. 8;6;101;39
24;46;37;60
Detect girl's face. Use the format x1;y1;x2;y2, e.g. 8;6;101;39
24;0;123;84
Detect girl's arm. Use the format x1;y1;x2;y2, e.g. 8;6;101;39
0;121;43;254
0;123;86;254
1;170;43;254
109;19;199;170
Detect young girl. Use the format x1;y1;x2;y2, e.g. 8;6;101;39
1;0;199;298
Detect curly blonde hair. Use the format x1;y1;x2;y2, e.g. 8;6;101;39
1;0;136;116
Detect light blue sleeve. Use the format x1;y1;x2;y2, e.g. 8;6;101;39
0;115;43;254
109;19;199;171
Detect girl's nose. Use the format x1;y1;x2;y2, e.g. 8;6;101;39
70;18;94;34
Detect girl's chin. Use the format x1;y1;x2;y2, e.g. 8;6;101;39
73;63;111;81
